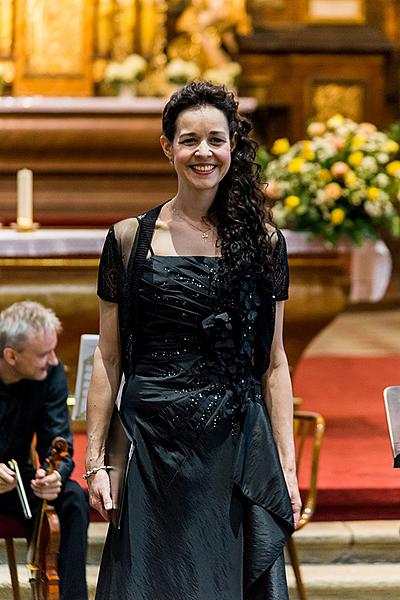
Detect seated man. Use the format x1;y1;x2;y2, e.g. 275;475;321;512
0;301;89;600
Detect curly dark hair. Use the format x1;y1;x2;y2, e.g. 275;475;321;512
162;80;274;308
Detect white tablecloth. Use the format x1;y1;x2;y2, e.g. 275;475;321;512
283;230;392;303
0;96;257;114
0;228;108;256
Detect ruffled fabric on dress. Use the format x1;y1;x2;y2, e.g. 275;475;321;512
200;297;294;593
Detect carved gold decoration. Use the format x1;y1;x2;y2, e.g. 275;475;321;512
14;0;94;95
114;0;137;60
2;0;247;95
138;0;155;58
0;0;13;57
23;0;85;76
93;0;168;88
95;0;114;57
149;1;168;67
94;0;168;63
168;0;251;71
312;83;364;122
1;0;171;95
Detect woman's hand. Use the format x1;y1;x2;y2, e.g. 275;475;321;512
87;470;112;521
284;470;302;529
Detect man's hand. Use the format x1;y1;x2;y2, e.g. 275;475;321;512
31;468;62;501
0;463;16;494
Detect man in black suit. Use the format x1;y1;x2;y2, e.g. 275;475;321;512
0;301;89;600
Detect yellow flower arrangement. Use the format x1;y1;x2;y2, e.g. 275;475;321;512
271;138;290;155
387;161;400;177
263;114;400;244
284;195;301;209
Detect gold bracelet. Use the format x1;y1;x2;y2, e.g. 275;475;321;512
82;465;111;481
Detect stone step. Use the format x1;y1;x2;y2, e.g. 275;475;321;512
3;521;400;567
1;563;400;600
0;522;108;567
2;521;400;599
0;523;108;565
287;563;400;600
0;564;99;600
291;520;400;564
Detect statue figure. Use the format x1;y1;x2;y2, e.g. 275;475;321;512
168;0;251;71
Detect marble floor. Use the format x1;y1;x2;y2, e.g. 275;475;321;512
303;307;400;357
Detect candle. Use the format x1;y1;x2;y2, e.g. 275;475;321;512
17;168;33;227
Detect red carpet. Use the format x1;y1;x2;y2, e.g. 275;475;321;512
71;355;400;521
293;355;400;520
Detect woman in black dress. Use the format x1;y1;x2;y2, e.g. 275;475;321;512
86;81;301;600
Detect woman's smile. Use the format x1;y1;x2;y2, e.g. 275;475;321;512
189;163;217;174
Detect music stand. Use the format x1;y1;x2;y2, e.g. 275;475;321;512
383;386;400;468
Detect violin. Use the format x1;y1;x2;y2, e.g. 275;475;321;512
26;437;69;600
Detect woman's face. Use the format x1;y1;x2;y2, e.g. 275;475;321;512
161;104;234;194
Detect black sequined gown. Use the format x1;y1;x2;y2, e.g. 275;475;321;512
95;244;294;600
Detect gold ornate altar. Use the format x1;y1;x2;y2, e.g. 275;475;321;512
0;0;248;96
0;0;168;96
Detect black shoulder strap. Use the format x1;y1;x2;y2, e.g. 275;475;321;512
128;203;163;295
120;203;164;378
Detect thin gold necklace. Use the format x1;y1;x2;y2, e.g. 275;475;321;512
171;202;213;240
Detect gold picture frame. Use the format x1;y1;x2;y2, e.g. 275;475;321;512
304;0;366;24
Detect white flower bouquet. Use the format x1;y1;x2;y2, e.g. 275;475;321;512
262;114;400;244
103;54;147;88
202;62;242;88
165;59;200;85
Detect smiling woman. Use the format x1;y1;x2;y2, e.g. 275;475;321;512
86;81;300;600
158;103;233;253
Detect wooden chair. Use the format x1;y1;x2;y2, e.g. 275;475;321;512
0;514;30;600
1;442;38;599
287;410;325;600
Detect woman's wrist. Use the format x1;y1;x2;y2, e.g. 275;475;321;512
83;465;111;481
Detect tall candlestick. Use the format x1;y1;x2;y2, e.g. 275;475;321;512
17;168;33;227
